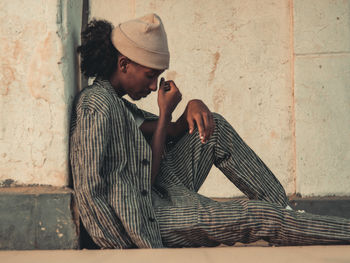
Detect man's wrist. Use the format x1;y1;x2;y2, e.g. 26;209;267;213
170;113;188;138
158;112;172;124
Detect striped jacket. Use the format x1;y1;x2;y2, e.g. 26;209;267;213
70;79;162;248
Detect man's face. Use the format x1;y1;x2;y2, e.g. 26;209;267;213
122;61;164;100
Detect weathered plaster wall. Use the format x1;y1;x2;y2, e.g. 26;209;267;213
294;0;350;196
90;0;295;197
0;0;82;186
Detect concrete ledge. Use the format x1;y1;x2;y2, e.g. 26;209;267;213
215;196;350;219
1;189;349;250
290;196;350;219
0;186;79;250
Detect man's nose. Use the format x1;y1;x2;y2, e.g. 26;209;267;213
149;79;158;91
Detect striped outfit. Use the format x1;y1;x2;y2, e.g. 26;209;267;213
70;79;350;248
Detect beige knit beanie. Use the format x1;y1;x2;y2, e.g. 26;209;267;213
111;13;170;70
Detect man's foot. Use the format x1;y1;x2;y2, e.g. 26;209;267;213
285;205;305;213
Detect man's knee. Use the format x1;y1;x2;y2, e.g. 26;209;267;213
212;112;225;123
212;112;226;130
212;112;232;136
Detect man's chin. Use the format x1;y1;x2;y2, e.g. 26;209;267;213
129;95;142;101
130;94;148;101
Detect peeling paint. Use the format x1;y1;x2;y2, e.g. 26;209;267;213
0;0;82;186
0;39;20;96
270;131;278;139
27;32;56;103
208;52;221;85
213;86;227;112
0;63;15;96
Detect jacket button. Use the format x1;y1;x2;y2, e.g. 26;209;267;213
142;159;150;165
141;190;148;196
148;217;156;222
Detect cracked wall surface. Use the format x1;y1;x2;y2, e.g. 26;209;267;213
0;0;82;186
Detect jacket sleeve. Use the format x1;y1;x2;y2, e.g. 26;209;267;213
140;108;159;121
70;108;134;249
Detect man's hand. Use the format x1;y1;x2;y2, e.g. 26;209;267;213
184;99;215;143
158;78;182;118
142;79;214;145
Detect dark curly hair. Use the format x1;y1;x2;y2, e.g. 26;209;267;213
77;19;119;79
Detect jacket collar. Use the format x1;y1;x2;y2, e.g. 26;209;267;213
93;77;144;116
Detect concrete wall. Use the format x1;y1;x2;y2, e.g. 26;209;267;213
294;0;350;196
0;0;82;187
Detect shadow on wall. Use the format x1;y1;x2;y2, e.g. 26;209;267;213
68;0;97;248
67;0;89;188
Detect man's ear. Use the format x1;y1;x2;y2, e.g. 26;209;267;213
118;56;130;73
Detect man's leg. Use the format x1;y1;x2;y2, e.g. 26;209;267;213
155;113;350;247
154;196;350;247
212;113;290;207
159;113;289;208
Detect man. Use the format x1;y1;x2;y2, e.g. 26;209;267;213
70;13;350;248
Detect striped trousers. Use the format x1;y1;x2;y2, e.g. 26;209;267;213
152;113;350;247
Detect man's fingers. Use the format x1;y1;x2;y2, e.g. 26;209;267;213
158;78;166;95
195;115;205;142
159;77;165;88
160;79;177;93
188;118;195;134
202;113;211;142
183;100;214;142
201;112;215;143
164;82;171;92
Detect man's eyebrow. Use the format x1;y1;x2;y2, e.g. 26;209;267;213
147;69;163;75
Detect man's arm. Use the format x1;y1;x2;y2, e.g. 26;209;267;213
139;113;188;141
150;79;182;185
71;109;134;248
140;99;215;144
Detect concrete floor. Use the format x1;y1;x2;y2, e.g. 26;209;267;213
1;246;350;263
